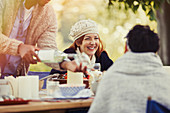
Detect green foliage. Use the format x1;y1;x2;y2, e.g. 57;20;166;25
108;0;169;21
30;0;157;71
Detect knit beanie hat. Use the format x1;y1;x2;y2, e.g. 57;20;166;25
69;19;99;41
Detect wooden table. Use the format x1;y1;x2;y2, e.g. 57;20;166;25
0;98;93;113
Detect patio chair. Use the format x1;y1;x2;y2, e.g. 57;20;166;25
146;96;170;113
27;71;50;89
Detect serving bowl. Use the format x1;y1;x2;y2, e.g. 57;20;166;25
59;84;85;96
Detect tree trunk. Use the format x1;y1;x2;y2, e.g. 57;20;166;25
157;2;170;65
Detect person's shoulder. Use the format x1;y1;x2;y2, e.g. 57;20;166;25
37;3;56;22
38;3;55;16
98;50;113;64
64;48;76;54
43;3;53;10
101;51;107;55
100;51;110;57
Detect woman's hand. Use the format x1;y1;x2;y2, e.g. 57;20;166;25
18;43;41;64
60;60;87;73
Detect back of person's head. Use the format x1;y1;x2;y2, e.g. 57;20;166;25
126;25;159;53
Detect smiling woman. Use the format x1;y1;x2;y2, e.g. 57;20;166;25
78;33;100;60
68;19;103;60
50;19;113;75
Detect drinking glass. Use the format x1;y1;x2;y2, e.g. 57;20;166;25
93;63;101;71
47;78;60;96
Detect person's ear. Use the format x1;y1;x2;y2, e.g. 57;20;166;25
124;42;128;53
124;40;131;53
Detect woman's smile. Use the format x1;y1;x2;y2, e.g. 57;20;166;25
79;33;99;58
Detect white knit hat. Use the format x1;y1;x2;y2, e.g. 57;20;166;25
69;19;99;41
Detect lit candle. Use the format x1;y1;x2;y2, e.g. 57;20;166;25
67;71;83;85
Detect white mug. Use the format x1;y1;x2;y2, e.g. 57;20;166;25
18;76;39;99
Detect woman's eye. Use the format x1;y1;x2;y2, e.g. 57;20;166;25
84;38;90;40
95;37;99;40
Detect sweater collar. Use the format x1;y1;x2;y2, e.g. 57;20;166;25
111;51;163;75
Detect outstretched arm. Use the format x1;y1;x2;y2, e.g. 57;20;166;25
60;61;87;73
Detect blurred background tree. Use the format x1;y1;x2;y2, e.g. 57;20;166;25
30;0;158;72
109;0;170;65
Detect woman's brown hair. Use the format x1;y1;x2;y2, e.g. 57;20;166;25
68;35;105;57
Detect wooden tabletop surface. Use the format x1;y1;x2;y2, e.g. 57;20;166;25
0;98;93;113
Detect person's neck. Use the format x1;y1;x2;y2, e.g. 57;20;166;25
24;0;37;9
89;55;92;60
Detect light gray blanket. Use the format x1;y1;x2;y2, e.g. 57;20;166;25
89;51;170;113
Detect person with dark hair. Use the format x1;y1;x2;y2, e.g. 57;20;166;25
88;25;170;113
127;25;159;53
50;19;113;75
